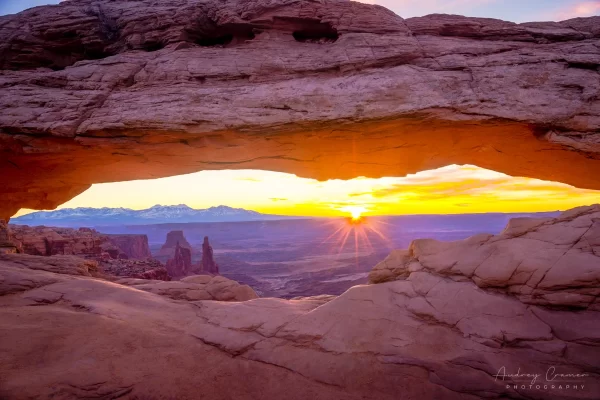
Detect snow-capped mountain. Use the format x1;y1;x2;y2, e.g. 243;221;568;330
12;205;288;227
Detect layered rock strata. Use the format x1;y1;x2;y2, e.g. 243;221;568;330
0;221;17;254
105;234;152;259
370;204;600;309
165;241;193;277
158;230;193;258
10;225;125;258
9;224;168;279
0;0;599;219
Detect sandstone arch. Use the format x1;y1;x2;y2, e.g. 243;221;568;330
1;0;599;220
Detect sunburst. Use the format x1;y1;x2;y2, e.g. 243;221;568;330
319;208;395;263
340;205;367;221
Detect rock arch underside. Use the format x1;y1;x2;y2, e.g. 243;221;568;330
1;1;600;399
0;0;599;220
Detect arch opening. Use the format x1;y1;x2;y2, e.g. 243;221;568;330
8;165;600;298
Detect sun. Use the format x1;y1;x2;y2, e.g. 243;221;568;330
341;205;367;221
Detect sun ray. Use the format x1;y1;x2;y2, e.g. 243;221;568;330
321;222;347;245
337;227;353;256
354;228;359;268
359;226;374;253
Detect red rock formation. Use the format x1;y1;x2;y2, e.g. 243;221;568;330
200;236;219;275
0;221;17;254
369;204;600;309
0;0;599;220
166;242;192;277
162;231;191;249
99;257;170;281
8;225;169;279
10;225;123;258
132;267;171;281
106;234;152;259
158;230;193;259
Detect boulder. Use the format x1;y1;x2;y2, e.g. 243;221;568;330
369;204;600;309
117;274;258;302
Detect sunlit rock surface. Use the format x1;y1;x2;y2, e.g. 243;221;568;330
370;204;600;309
9;224;148;259
1;206;599;399
1;0;599;219
117;274;258;301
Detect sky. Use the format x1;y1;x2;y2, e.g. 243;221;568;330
13;165;600;218
1;0;599;21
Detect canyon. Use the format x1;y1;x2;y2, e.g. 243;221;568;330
1;206;599;399
6;224;171;279
9;224;151;259
0;0;599;399
5;223;226;282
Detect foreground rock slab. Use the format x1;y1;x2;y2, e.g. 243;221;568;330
1;208;600;399
116;274;258;301
370;204;600;309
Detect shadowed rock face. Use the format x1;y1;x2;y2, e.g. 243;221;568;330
166;241;193;277
0;207;599;399
0;221;17;254
106;234;152;259
8;224;171;279
9;225;150;261
200;236;219;275
132;267;171;281
159;231;192;252
0;0;599;219
10;225;124;258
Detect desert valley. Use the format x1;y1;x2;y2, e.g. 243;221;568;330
9;206;562;298
1;0;599;399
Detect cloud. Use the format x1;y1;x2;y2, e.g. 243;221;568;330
349;170;581;203
348;192;372;198
553;1;600;20
269;198;288;202
236;177;261;182
368;178;514;200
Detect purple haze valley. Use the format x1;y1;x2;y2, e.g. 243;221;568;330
93;210;559;298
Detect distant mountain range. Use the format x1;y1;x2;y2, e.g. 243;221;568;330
12;205;299;227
